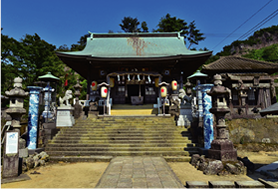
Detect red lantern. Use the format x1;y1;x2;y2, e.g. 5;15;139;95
172;80;178;90
101;86;108;98
91;81;97;91
161;86;167;98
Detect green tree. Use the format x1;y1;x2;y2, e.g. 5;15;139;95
141;21;148;33
1;32;65;98
120;17;140;33
155;13;188;33
1;31;21;93
155;13;205;49
187;21;205;49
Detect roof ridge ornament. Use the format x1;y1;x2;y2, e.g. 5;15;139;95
177;30;183;39
88;31;94;40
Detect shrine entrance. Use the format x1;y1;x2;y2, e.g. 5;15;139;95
108;72;161;105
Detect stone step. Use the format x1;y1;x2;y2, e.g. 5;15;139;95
49;155;192;162
70;125;176;128
52;136;192;141
45;146;198;152
49;155;113;162
47;150;198;156
77;118;175;122
59;128;186;132
164;156;192;162
59;130;190;135
76;120;175;123
76;122;175;125
78;116;173;120
56;133;191;138
46;143;199;148
46;115;198;162
49;139;194;144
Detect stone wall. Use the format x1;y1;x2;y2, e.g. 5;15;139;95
227;118;278;145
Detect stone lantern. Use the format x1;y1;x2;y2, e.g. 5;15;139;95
188;70;214;149
38;72;60;123
74;80;82;101
207;74;237;161
3;77;28;178
188;70;208;118
5;77;29;131
73;80;83;119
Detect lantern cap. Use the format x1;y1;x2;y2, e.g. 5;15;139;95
187;70;207;79
159;81;169;87
97;82;110;87
38;72;60;82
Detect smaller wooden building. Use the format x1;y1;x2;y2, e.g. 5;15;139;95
202;56;278;118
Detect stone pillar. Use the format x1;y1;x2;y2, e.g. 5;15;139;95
27;86;42;149
2;130;20;178
199;84;214;149
42;85;54;122
57;90;75;126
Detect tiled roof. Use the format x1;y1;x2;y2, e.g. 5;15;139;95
56;32;211;59
202;56;278;73
260;102;278;116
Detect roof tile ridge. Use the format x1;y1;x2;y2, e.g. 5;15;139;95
239;56;278;66
202;56;225;69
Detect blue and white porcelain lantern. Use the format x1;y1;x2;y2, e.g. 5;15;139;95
200;84;214;149
42;85;55;121
27;86;42;149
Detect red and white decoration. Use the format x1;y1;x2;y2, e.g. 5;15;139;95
171;80;178;91
161;86;167;98
101;86;108;98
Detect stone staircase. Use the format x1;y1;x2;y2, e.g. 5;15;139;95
45;116;199;162
110;104;158;115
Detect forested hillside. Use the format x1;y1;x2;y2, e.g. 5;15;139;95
205;25;278;65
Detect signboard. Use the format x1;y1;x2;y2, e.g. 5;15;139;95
57;111;70;116
6;132;18;154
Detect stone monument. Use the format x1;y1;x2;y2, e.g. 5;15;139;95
56;90;75;127
207;74;237;161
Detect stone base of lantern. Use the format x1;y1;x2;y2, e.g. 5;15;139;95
208;139;237;161
56;106;75;127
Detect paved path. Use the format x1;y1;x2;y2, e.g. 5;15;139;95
95;156;184;188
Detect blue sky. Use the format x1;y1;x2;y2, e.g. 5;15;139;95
1;0;278;54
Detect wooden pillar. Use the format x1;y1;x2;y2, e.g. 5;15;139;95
86;62;92;100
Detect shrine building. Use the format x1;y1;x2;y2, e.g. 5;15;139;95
202;56;278;118
56;32;212;106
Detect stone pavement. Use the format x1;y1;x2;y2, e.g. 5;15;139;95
95;156;184;188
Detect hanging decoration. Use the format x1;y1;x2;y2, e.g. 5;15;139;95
172;80;178;90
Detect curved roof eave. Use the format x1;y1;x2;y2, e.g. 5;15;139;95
56;51;212;61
